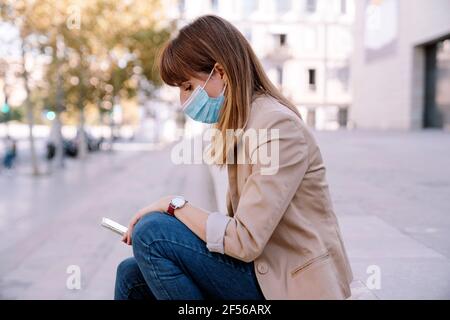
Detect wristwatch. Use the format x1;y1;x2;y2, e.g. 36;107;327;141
167;196;188;216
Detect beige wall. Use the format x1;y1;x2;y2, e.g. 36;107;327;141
350;0;450;130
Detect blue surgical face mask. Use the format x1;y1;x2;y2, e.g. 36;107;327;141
182;68;226;124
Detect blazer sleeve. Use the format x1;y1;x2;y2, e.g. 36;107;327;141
221;113;310;262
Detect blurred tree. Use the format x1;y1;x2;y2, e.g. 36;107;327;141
1;0;172;167
0;0;45;175
80;0;172;149
0;59;16;136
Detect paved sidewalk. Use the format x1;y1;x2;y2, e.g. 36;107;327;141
0;144;217;299
1;130;449;299
210;130;450;299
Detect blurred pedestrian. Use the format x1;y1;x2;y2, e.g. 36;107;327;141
3;135;17;170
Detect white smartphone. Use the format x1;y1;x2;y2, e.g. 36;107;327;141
101;217;128;237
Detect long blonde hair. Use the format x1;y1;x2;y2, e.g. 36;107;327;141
159;15;301;165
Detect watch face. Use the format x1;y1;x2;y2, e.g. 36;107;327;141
171;196;185;208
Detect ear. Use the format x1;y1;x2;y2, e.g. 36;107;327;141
214;63;227;81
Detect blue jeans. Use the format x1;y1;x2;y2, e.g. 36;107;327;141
114;212;265;300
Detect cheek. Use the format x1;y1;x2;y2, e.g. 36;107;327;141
205;80;223;98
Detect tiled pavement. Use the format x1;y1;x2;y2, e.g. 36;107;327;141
210;129;450;299
1;129;450;299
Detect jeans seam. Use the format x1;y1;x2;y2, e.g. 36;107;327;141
138;237;252;275
142;244;173;299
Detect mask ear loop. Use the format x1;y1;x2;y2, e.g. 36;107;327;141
220;82;227;95
202;67;227;97
202;68;216;89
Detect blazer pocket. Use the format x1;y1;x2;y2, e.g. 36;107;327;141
291;251;331;277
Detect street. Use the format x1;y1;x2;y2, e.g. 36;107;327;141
1;130;450;299
0;143;217;299
211;129;450;299
317;129;450;299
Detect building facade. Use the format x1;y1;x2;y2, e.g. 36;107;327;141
350;0;450;130
162;0;355;130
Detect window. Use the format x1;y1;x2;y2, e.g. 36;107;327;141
308;69;316;90
243;28;253;42
329;66;350;91
306;0;317;13
178;0;185;13
274;33;287;47
276;0;291;14
340;0;347;15
210;0;219;12
243;0;259;15
276;66;284;86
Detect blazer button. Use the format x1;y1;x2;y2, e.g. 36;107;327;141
257;262;268;274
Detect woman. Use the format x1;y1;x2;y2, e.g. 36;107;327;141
115;15;353;300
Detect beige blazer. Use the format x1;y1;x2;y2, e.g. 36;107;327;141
206;94;353;300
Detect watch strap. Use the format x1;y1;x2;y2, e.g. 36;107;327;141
167;203;176;216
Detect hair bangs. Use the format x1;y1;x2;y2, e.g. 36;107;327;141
159;41;194;87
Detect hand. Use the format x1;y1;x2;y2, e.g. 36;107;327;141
122;196;174;246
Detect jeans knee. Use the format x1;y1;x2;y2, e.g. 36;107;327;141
116;257;137;280
115;257;142;300
132;212;172;251
115;257;140;295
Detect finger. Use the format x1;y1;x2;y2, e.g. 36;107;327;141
130;218;138;228
126;229;132;245
124;216;139;246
